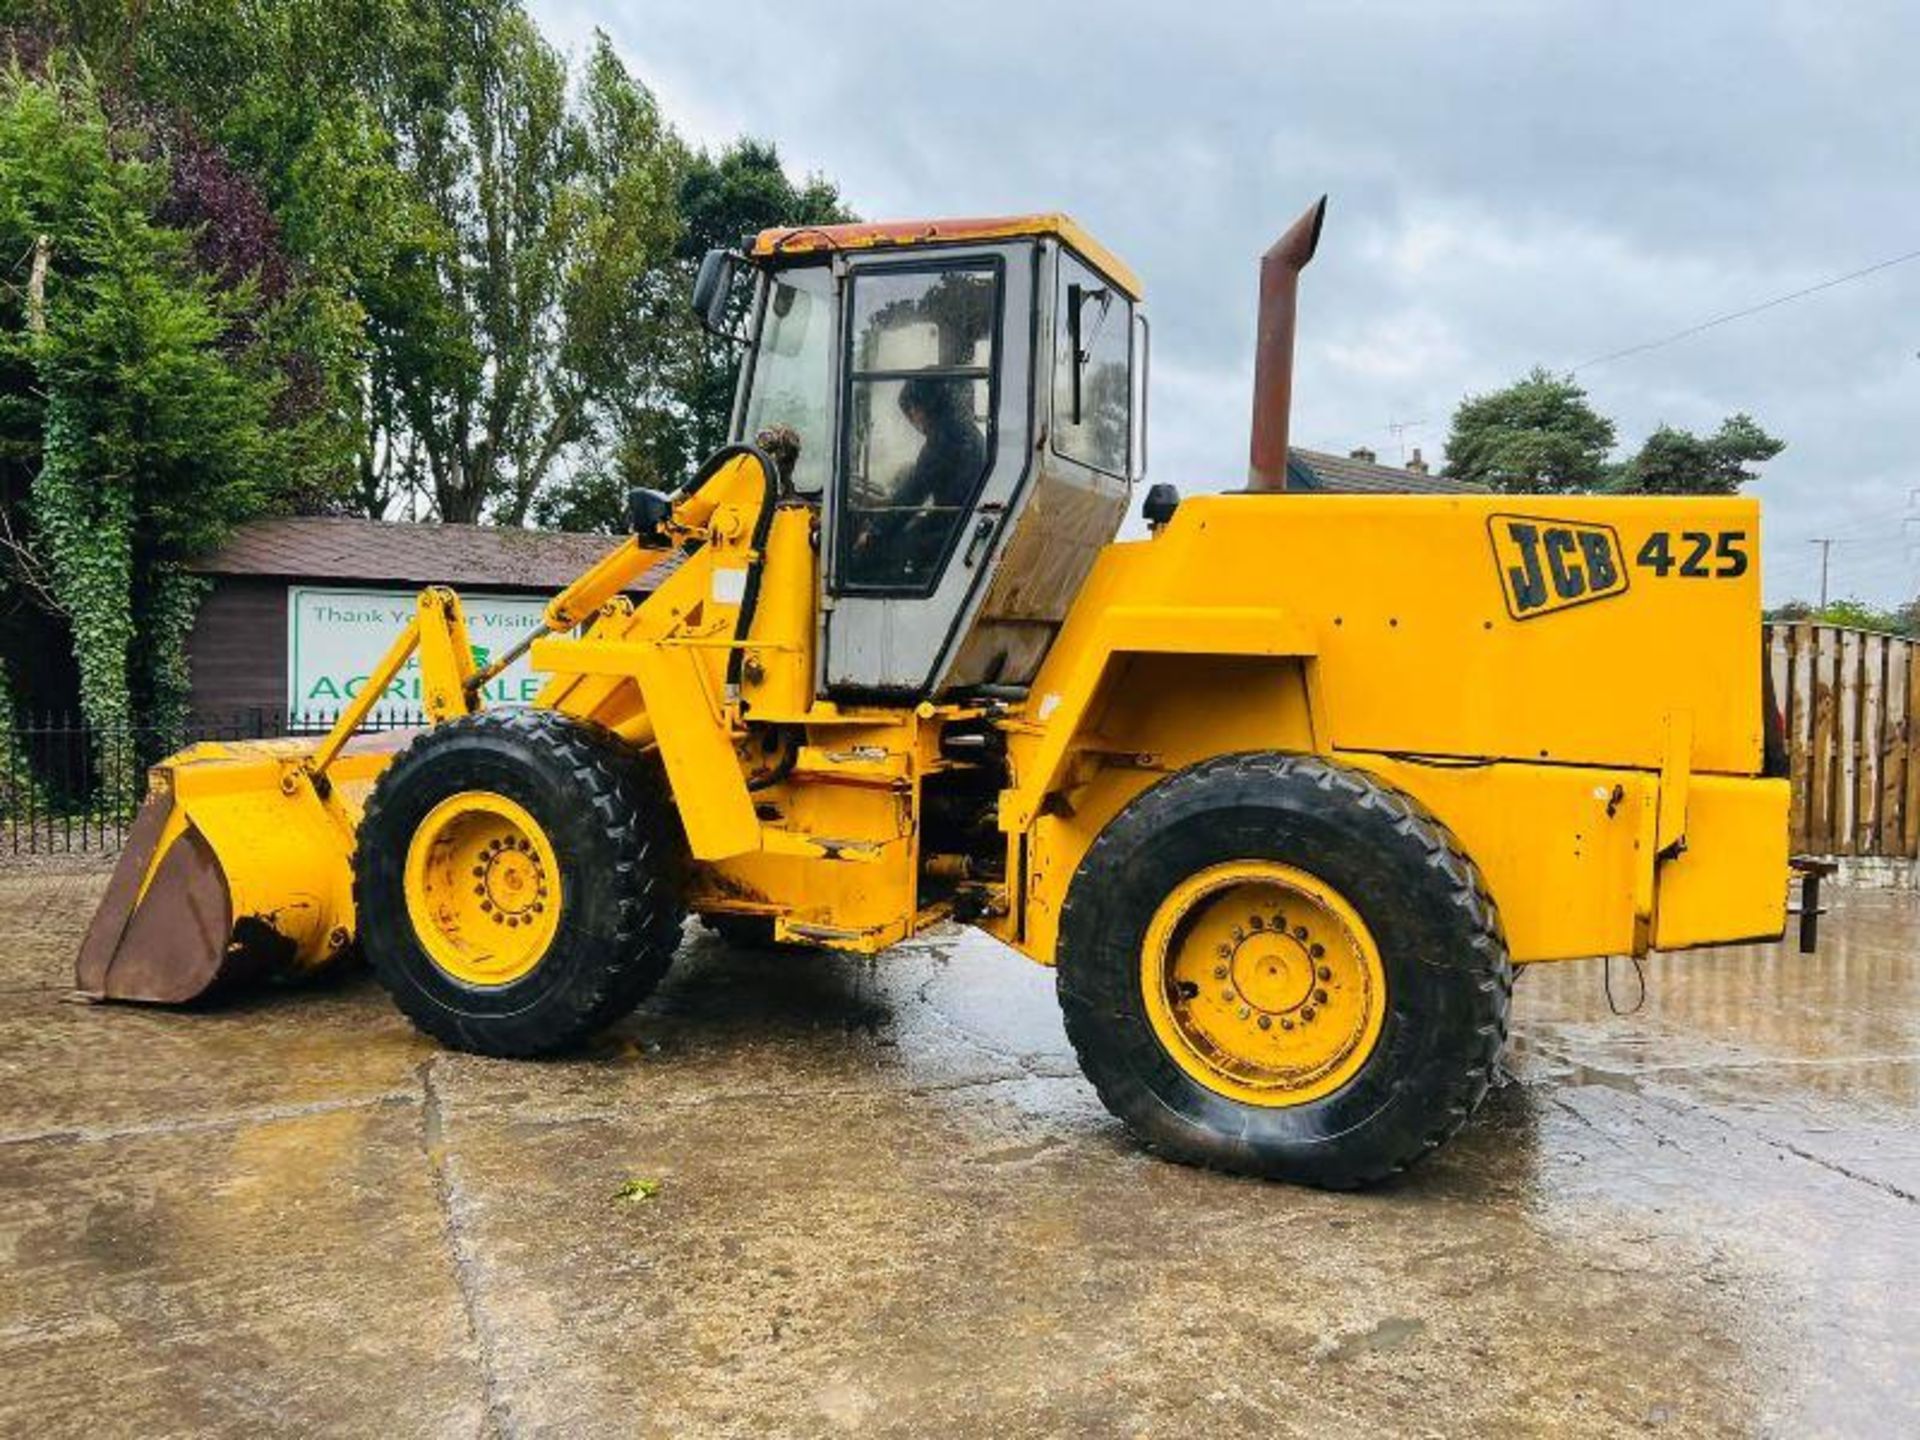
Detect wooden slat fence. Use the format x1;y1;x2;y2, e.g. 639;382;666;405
1767;622;1920;859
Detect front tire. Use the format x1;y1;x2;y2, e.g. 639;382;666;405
1057;752;1510;1188
355;710;683;1056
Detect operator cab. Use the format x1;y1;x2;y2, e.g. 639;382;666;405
696;216;1147;699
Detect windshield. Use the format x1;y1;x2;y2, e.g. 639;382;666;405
739;265;835;495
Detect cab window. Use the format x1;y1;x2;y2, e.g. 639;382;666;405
838;262;999;594
739;265;834;496
1052;251;1132;477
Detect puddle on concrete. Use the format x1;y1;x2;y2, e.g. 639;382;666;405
4;868;1918;1433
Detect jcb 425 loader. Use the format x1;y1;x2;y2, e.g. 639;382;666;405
79;201;1794;1188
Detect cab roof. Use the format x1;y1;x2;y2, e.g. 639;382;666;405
751;214;1143;301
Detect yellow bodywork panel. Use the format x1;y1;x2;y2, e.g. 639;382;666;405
999;492;1787;968
1018;493;1768;777
1653;775;1792;949
1356;758;1655;962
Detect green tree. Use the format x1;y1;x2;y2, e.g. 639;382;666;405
366;14;685;523
1442;367;1616;494
1615;414;1785;496
13;1;381;500
1764;598;1917;637
534;139;852;532
673;140;850;460
19;2;855;538
0;56;325;764
39;2;692;525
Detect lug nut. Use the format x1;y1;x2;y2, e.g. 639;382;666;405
1238;1006;1251;1021
1220;988;1235;1002
1309;943;1326;959
1249;915;1265;931
1316;965;1332;981
1302;1005;1317;1021
1217;944;1231;959
1292;925;1308;941
1314;988;1329;1005
1213;965;1228;980
1281;1018;1294;1031
1231;927;1245;943
1257;1015;1272;1030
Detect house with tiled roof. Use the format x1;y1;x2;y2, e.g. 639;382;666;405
1286;446;1480;495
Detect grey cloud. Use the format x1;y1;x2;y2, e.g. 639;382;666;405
538;0;1920;604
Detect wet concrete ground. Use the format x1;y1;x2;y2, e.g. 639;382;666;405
2;866;1916;1438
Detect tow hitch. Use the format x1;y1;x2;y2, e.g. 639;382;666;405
1789;857;1837;955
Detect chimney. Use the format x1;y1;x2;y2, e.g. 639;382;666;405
1247;197;1329;492
1406;447;1429;475
1349;446;1376;464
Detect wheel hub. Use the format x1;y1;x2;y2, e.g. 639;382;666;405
1141;861;1386;1107
404;791;562;987
477;838;548;924
1228;925;1317;1015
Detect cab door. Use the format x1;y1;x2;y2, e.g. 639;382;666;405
821;243;1035;696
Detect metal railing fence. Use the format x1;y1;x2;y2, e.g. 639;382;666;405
2;708;425;857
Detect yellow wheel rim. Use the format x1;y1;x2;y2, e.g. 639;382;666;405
1141;860;1387;1107
403;790;562;987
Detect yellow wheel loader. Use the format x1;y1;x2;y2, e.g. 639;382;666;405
77;201;1796;1188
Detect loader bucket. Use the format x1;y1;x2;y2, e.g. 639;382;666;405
75;734;408;1004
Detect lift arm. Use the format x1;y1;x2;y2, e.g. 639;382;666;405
302;588;479;786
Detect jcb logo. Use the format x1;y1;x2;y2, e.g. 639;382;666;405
1487;515;1628;620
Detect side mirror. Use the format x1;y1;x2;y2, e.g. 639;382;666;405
1142;482;1180;531
690;248;739;336
626;486;674;546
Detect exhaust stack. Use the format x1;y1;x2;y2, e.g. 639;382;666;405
1247;196;1328;493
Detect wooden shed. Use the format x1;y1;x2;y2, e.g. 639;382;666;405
185;517;629;728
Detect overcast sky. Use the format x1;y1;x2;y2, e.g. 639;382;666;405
537;0;1919;606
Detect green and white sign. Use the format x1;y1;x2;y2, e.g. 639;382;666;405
288;587;549;720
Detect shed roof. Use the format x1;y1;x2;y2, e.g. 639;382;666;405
191;516;623;591
1288;448;1481;495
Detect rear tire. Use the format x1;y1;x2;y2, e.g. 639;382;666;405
1057;751;1510;1188
355;710;684;1056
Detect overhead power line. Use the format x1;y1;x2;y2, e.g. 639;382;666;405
1570;245;1920;373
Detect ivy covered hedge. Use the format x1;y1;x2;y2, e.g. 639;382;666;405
0;54;338;777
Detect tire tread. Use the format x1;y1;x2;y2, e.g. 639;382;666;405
356;709;682;1056
1057;750;1512;1188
